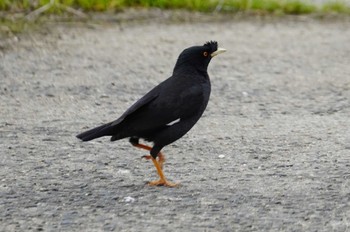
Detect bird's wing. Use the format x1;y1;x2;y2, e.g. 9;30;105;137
119;83;205;133
111;86;160;126
76;87;160;142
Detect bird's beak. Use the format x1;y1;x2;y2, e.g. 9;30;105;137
211;47;227;57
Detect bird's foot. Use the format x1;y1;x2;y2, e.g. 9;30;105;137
148;179;179;187
141;155;152;160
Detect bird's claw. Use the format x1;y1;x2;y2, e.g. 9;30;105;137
141;155;152;160
148;179;179;187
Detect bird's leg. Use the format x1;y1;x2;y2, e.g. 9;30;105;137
130;142;165;169
129;138;177;187
149;157;179;187
141;152;165;170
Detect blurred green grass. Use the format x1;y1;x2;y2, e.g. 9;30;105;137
0;0;350;15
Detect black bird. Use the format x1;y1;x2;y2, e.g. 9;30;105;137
77;41;226;187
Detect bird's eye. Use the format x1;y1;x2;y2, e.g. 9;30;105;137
203;51;208;57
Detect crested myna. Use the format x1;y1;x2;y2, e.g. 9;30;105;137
77;41;226;187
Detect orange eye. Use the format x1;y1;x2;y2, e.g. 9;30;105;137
203;51;208;57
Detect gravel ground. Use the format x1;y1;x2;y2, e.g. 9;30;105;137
1;13;350;231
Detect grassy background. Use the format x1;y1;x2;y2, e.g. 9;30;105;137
0;0;350;15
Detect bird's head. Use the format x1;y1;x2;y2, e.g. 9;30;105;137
173;41;226;74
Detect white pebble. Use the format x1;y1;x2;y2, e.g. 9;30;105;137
242;91;248;96
117;169;130;175
123;196;135;203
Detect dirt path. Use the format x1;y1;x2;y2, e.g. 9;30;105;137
1;14;350;231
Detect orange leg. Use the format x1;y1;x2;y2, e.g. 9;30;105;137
149;157;178;187
132;143;165;169
131;143;178;187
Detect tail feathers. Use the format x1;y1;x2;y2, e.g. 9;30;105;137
77;122;115;141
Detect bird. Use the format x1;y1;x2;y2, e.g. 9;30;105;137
76;41;226;187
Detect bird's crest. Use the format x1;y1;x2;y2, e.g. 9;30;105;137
203;41;218;52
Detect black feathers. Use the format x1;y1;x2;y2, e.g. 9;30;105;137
77;41;226;154
204;41;218;53
173;41;219;74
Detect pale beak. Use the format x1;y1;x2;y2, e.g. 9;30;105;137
211;47;227;57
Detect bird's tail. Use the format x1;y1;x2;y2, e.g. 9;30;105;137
76;122;115;141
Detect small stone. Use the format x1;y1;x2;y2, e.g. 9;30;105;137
242;91;248;96
123;196;135;203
